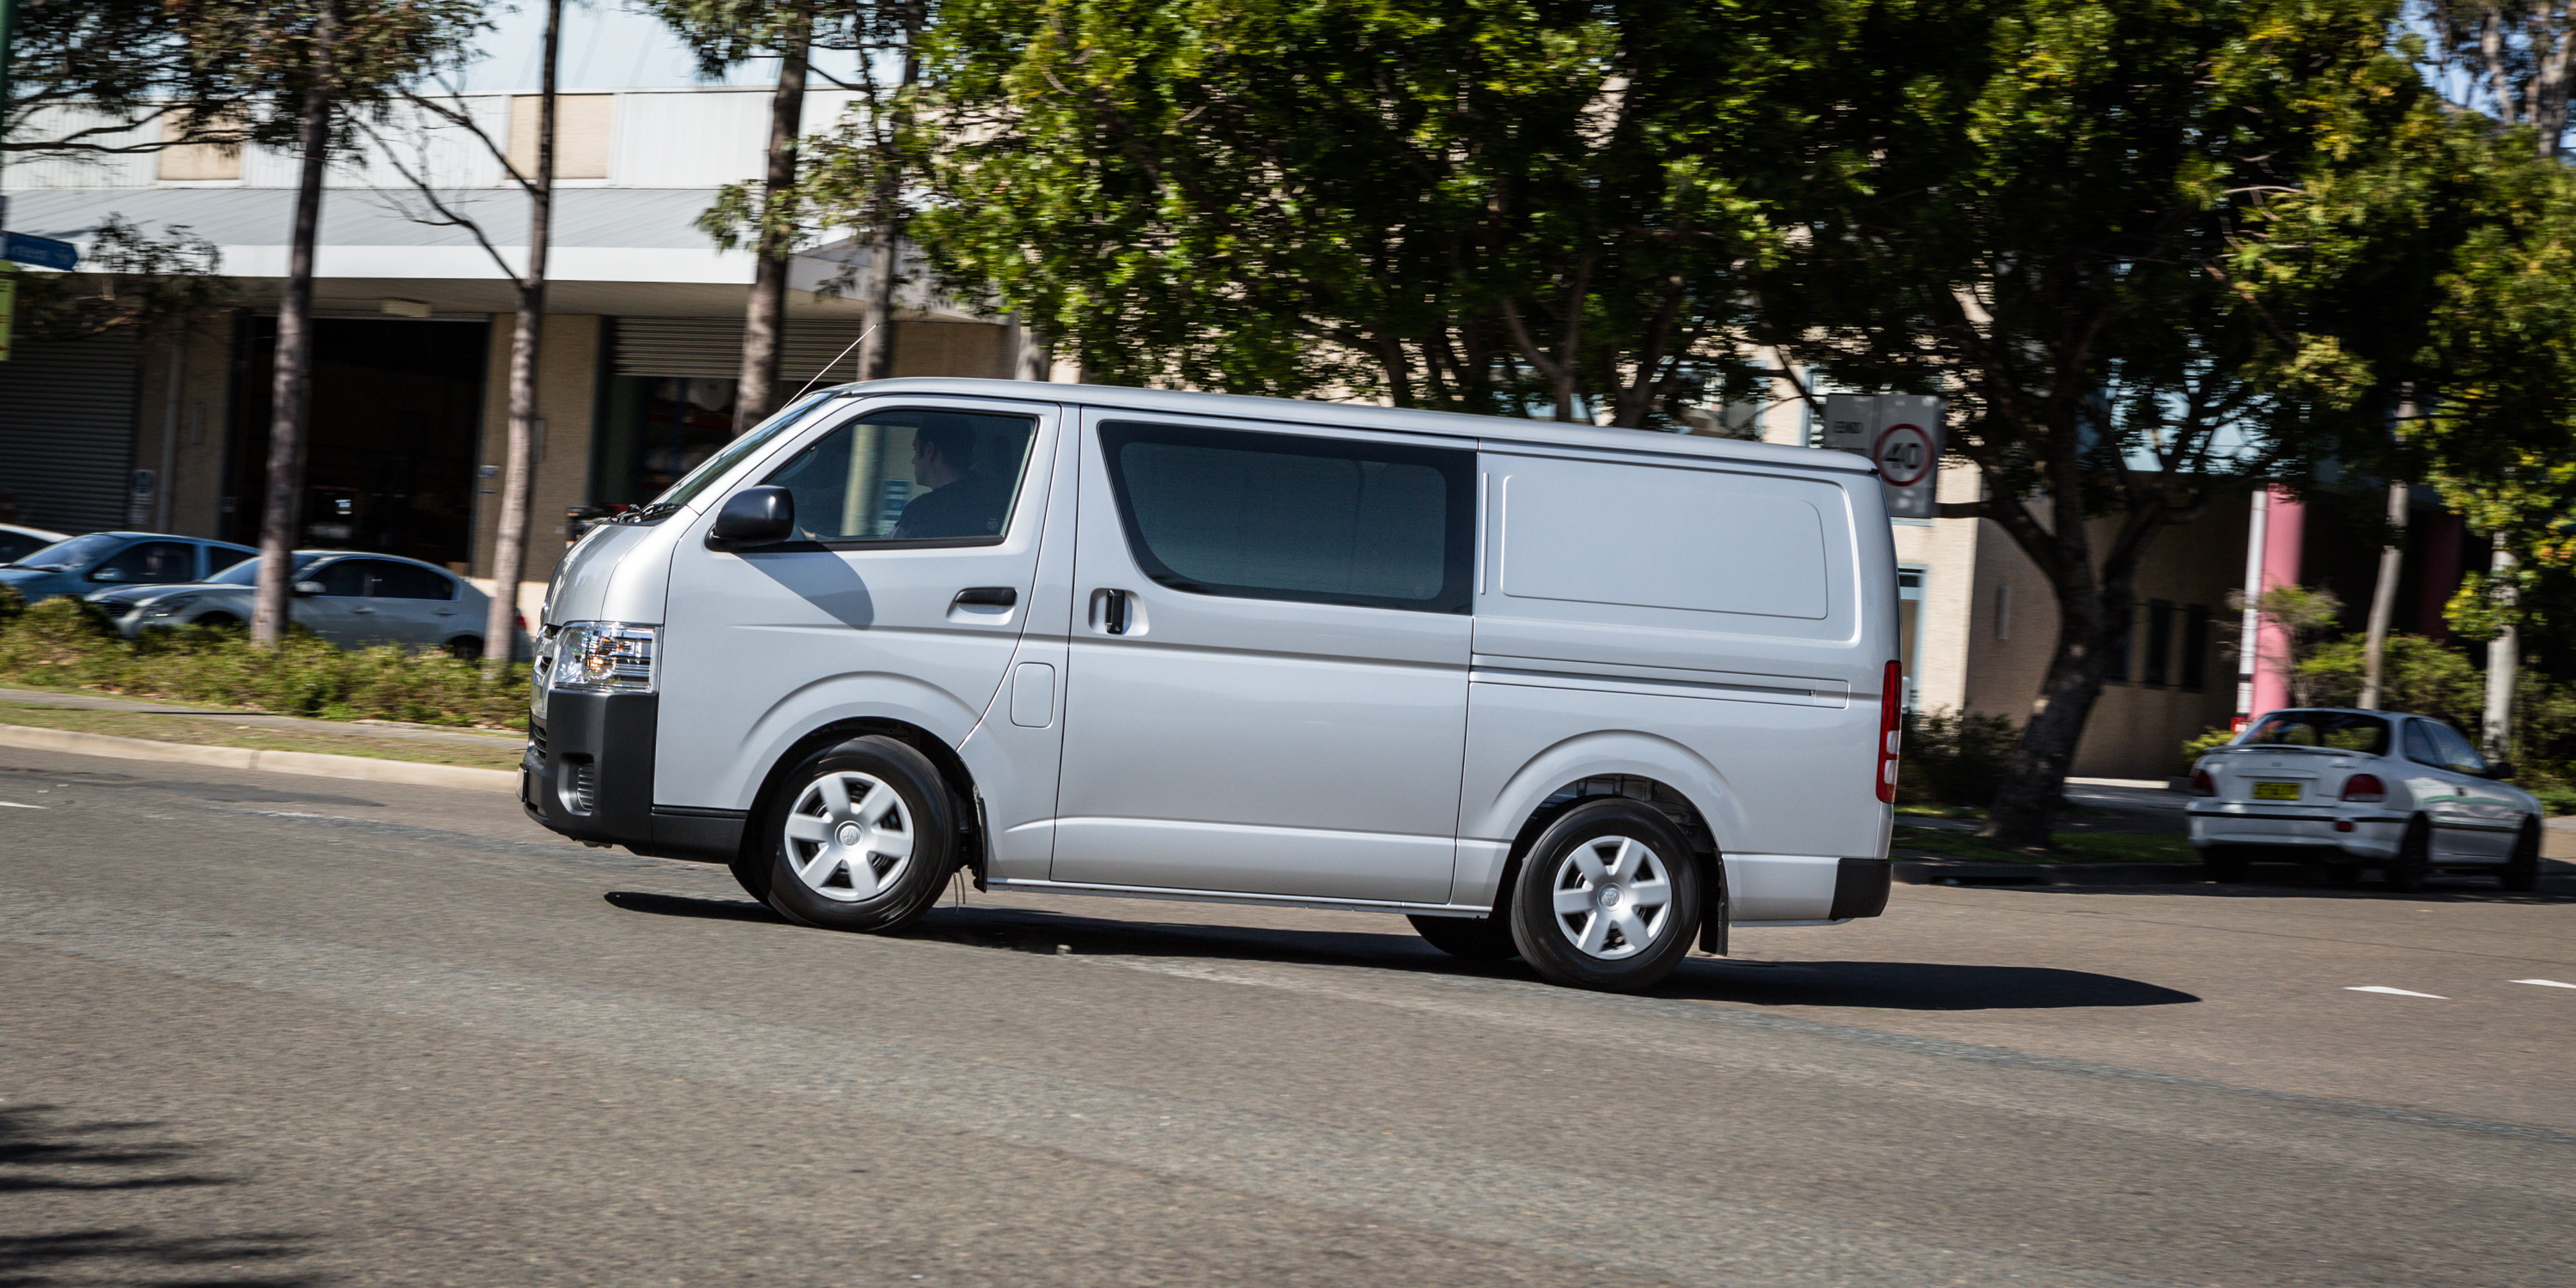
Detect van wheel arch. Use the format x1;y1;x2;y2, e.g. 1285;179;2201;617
1498;775;1726;956
748;719;985;881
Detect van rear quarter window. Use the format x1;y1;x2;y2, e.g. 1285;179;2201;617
1100;421;1475;613
1495;458;1836;620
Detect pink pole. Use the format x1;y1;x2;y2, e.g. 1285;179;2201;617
2249;486;2305;718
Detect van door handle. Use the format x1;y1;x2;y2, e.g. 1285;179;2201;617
952;586;1018;608
1101;588;1129;635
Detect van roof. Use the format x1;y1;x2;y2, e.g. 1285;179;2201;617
825;379;1881;477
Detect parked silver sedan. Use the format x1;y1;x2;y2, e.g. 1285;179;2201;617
2185;707;2543;890
86;551;507;659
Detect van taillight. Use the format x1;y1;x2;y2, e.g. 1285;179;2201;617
2341;774;2386;802
2189;769;2216;796
1876;659;1901;804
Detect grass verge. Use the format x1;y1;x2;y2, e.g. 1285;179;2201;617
0;700;524;772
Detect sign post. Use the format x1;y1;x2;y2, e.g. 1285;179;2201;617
0;264;14;362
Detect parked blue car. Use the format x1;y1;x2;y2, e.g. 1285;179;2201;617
0;532;258;606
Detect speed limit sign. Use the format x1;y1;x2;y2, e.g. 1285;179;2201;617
1874;422;1935;488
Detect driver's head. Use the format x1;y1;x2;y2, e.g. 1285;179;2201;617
911;422;976;489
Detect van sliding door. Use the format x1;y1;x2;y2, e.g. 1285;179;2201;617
1050;412;1475;904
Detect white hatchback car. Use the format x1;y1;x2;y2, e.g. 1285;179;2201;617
2186;708;2543;891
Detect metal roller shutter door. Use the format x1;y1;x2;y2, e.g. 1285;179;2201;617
612;317;877;385
0;331;140;535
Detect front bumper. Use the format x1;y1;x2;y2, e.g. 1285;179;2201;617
2185;801;2407;860
520;690;745;864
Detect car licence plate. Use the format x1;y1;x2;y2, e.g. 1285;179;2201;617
2251;781;2302;801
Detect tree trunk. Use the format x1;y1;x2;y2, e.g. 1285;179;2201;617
2359;478;2408;709
1979;428;2156;850
737;10;812;430
2485;6;2515;124
2482;540;2518;757
251;9;336;648
483;0;561;674
2533;3;2574;158
858;6;922;383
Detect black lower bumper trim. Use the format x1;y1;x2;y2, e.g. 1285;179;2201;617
1831;857;1893;920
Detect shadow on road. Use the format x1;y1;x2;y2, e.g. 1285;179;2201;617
1663;959;2200;1010
606;891;2198;1012
0;1104;321;1287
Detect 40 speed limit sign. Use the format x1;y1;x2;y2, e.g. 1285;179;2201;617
1820;394;1945;519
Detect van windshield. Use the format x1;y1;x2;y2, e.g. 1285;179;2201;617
641;392;845;515
2241;710;2390;755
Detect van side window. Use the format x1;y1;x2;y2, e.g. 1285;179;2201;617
1099;421;1473;614
762;409;1039;544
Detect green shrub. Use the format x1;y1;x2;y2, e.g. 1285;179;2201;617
0;603;529;728
2178;726;2236;775
1898;708;2020;808
2299;634;2485;730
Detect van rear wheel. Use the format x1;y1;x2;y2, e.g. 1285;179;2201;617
1508;799;1702;993
1406;914;1519;961
754;736;957;933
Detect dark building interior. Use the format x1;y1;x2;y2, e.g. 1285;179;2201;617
224;316;488;569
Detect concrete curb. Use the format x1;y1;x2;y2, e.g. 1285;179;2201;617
1895;860;2202;887
0;724;519;793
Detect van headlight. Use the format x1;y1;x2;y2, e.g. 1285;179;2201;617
550;622;659;694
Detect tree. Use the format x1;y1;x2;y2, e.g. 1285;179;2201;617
8;216;233;340
0;0;246;162
185;0;482;647
2419;1;2576;157
374;0;566;670
912;0;1828;420
643;1;916;428
1749;0;2530;848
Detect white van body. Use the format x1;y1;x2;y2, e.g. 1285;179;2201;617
527;380;1899;978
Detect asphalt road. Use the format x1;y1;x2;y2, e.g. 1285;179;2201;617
3;745;2572;1288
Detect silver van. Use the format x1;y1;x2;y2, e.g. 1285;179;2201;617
526;380;1900;991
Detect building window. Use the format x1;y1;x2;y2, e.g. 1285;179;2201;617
156;112;242;180
2105;603;2133;683
1898;566;1927;709
2142;599;2174;688
2181;604;2209;690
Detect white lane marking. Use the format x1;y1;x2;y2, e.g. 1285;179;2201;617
2509;978;2576;989
2347;986;2446;999
0;802;46;810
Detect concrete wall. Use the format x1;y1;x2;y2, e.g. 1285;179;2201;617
131;315;245;540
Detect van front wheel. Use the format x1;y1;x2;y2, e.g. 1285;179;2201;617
1508;799;1702;993
755;736;957;934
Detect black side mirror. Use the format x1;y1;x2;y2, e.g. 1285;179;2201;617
708;485;795;549
2485;761;2516;781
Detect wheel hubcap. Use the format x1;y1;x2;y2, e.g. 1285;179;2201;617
781;771;914;903
1551;835;1672;961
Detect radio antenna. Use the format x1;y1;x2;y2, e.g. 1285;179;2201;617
787;324;879;406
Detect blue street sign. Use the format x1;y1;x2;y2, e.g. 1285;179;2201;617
3;231;80;272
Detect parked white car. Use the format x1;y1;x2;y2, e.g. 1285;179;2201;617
0;523;70;567
2186;708;2543;891
85;550;510;659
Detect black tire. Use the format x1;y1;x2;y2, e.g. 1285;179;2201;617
2501;818;2541;893
1407;914;1520;961
752;735;957;933
444;635;484;661
2386;817;2433;893
1507;799;1703;993
2324;861;2364;885
2202;846;2251;884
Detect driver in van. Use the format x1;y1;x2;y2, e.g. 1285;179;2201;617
890;419;1013;539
